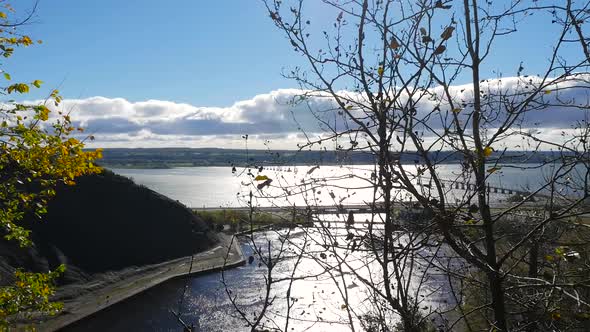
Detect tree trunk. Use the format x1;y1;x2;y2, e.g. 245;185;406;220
529;239;538;278
488;271;508;331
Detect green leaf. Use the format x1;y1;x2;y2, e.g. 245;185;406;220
32;80;43;88
3;72;10;80
8;83;30;94
555;246;565;256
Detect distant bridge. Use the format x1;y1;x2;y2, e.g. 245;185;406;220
261;167;549;198
192;175;555;213
191;201;545;215
415;176;543;197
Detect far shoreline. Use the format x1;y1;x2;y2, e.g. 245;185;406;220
94;147;567;170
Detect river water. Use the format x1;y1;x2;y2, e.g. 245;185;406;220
63;229;458;332
110;164;574;208
61;164;581;331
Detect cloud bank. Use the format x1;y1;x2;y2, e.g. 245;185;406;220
43;89;334;148
27;76;590;149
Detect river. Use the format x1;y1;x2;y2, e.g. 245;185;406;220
109;164;571;208
61;164;579;331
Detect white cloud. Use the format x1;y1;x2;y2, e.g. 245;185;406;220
20;75;590;149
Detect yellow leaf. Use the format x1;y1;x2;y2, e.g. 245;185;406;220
38;105;50;121
345;105;353;110
3;72;10;80
8;83;30;94
465;219;477;225
483;146;493;157
20;35;33;46
377;66;384;76
545;255;555;262
32;80;43;88
0;12;6;19
451;108;461;113
487;167;501;174
551;312;561;320
254;175;269;181
544;90;552;94
19;84;30;93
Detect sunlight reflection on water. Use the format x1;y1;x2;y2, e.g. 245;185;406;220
64;230;459;332
112;164;565;208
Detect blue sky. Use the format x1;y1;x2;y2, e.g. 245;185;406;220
7;0;306;106
7;0;567;105
4;0;588;149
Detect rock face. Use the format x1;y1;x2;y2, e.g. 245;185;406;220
0;169;218;284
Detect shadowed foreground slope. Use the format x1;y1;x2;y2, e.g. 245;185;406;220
1;169;218;284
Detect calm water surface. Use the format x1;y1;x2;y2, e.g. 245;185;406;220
112;164;567;208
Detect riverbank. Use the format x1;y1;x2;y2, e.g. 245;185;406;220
30;234;244;332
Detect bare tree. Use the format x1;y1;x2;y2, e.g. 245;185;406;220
222;0;590;331
254;0;588;330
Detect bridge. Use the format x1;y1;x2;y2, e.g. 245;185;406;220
192;200;546;216
259;166;546;197
191;178;554;213
190;172;580;228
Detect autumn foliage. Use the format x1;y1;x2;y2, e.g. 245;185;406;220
0;2;102;326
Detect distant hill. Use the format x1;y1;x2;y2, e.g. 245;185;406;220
94;147;574;169
0;169;218;284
